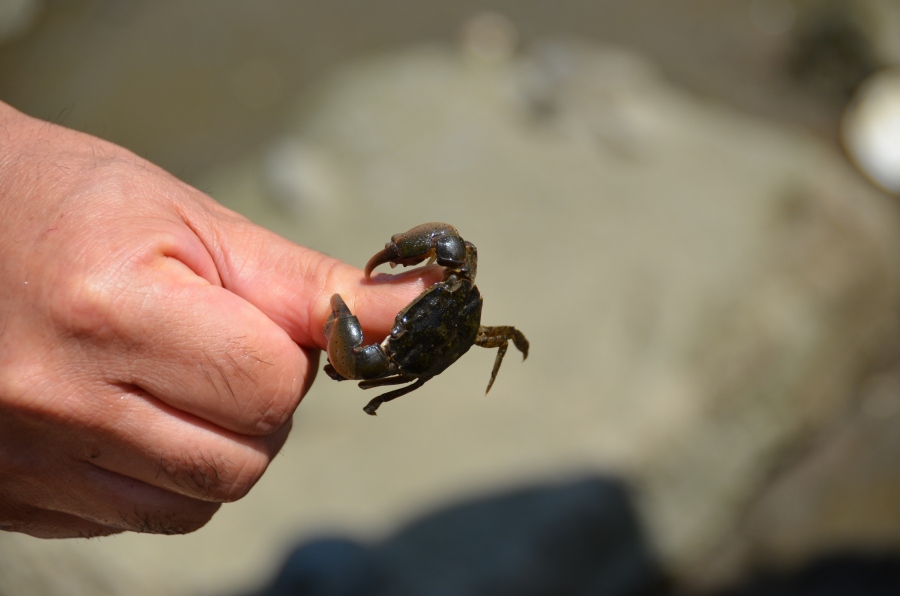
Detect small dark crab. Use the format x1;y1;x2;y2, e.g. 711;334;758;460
323;222;529;415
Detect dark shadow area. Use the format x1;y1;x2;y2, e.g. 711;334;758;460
708;552;900;596
244;475;900;596
249;476;667;596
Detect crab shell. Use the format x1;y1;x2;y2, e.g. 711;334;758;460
382;276;483;378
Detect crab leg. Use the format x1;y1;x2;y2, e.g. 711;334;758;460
358;374;418;390
363;378;429;416
475;326;529;394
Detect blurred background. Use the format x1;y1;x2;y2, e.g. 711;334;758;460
3;1;900;594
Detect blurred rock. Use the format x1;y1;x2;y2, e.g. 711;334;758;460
5;34;900;596
257;538;386;596
791;2;900;199
379;477;663;596
699;364;900;586
786;0;900;101
788;1;882;101
842;68;900;193
256;477;665;596
205;38;900;587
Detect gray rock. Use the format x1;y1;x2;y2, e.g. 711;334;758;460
258;477;664;596
211;40;900;581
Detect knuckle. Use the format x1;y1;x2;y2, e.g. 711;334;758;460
212;333;303;436
158;447;267;503
247;352;304;436
48;271;129;341
215;452;269;503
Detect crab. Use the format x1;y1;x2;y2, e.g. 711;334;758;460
323;222;529;415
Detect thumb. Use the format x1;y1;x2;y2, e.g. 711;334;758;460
190;206;441;348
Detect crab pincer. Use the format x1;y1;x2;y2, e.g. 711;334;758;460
364;222;469;278
325;222;529;416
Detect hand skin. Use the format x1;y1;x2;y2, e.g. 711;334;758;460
0;101;438;538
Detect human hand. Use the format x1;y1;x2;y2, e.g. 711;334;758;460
0;102;437;538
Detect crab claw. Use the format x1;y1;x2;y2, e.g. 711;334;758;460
364;222;468;278
324;294;392;380
364;243;407;278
